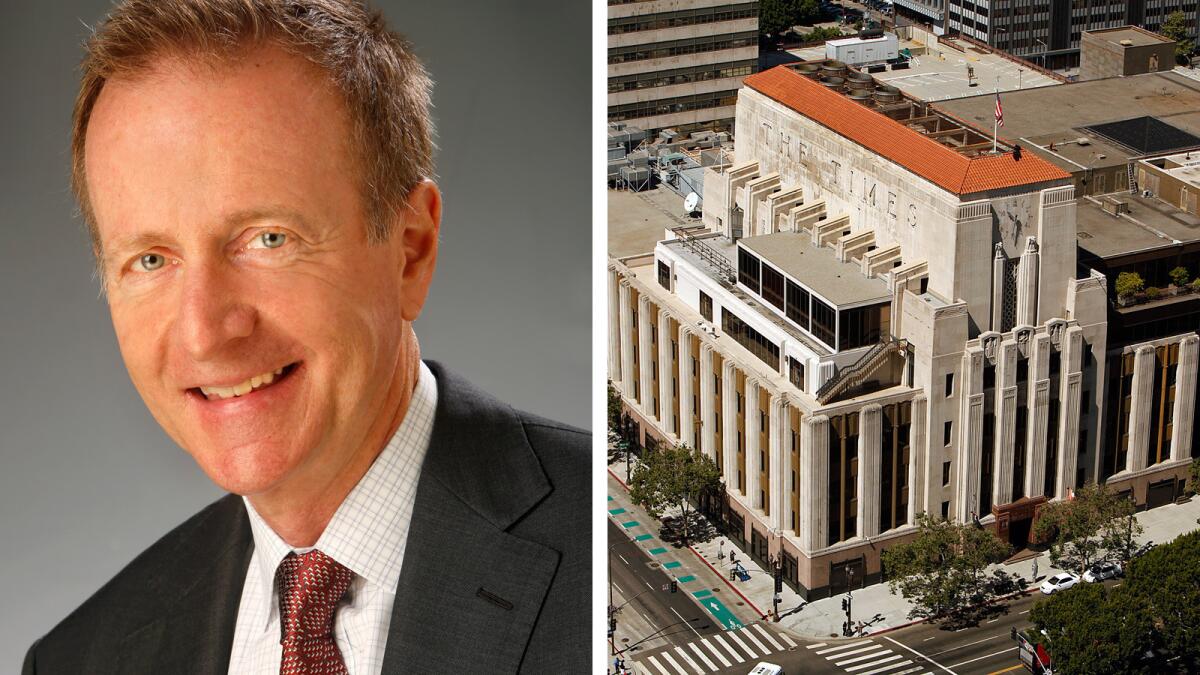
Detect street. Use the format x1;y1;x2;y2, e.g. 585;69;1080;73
609;519;722;659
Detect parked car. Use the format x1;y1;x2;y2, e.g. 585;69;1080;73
1040;572;1080;594
1083;561;1123;583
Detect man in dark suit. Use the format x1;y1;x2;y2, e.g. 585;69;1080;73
21;1;589;673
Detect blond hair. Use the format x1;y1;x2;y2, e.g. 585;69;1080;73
72;0;434;264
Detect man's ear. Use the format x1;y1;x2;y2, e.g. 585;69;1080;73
396;179;441;322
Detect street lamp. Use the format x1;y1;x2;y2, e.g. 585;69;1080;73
1034;38;1047;69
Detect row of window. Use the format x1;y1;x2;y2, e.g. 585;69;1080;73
608;89;739;122
721;308;781;370
608;31;757;65
608;3;758;35
608;60;756;93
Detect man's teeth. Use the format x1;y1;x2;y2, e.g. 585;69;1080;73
200;367;286;400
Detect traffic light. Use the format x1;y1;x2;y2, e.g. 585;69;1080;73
1011;627;1018;642
609;616;617;638
774;571;784;594
842;598;849;612
670;580;679;593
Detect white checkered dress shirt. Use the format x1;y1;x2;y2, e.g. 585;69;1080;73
227;362;437;675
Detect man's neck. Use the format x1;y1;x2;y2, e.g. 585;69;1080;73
247;347;421;548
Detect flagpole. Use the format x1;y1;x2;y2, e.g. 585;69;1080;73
992;78;999;154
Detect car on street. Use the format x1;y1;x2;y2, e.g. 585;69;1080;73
1039;572;1080;594
1083;560;1123;583
748;664;783;675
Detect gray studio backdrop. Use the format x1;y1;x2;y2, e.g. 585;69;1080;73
0;0;590;666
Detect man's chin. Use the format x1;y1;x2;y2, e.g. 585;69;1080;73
187;443;306;497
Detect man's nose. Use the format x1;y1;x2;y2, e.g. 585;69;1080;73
176;261;257;360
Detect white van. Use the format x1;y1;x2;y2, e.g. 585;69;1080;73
748;663;784;675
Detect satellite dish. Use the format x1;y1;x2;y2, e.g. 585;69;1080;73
683;192;700;214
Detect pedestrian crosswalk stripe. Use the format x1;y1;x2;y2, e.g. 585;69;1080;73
700;637;733;668
725;628;759;659
834;647;893;666
779;632;798;648
845;653;904;672
644;654;671;675
861;662;919;675
816;641;871;655
710;634;743;664
739;625;770;654
805;641;828;650
658;649;689;675
878;662;921;672
750;623;785;652
687;642;719;671
672;646;704;674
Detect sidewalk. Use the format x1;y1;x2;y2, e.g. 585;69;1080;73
609;455;1200;639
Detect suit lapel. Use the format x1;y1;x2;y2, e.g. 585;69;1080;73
381;362;559;674
115;495;252;675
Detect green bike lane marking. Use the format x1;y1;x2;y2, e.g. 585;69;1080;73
608;507;626;515
634;533;653;541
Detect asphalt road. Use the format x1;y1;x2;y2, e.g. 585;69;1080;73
608;520;722;659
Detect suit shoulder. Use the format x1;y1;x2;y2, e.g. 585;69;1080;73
31;494;245;662
516;411;590;469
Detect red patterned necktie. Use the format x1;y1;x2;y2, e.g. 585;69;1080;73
275;549;355;675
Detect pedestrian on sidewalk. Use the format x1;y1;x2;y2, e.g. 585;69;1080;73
1032;558;1039;581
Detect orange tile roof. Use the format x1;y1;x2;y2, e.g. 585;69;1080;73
743;66;1071;196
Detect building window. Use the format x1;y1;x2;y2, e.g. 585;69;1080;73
738;247;761;294
944;421;953;446
761;263;785;311
657;260;671;290
699;291;713;322
722;308;781;370
941;500;950;520
945;372;954;397
942;460;951;487
785;279;810;330
811;296;837;347
788;357;805;392
838;302;891;351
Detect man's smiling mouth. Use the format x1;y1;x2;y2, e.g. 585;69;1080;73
189;362;300;401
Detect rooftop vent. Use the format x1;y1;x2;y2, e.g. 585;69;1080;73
1102;196;1131;216
1119;39;1134;46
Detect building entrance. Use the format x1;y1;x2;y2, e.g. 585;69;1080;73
992;495;1048;550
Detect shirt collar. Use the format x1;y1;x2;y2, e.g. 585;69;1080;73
242;361;438;629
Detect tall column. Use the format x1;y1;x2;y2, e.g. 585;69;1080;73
991;243;1006;332
722;360;739;491
637;295;654;416
1017;237;1040;327
858;404;883;538
993;340;1019;507
1025;333;1052;498
1056;327;1085;499
608;267;621;381
911;394;929;522
679;327;696;449
1127;345;1157;473
767;394;784;526
700;344;716;461
657;311;674;437
1171;335;1199;463
957;349;985;523
800;415;830;553
745;378;762;509
618;282;634;399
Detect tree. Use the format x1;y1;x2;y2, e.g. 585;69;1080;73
796;0;821;25
1161;11;1196;65
1124;530;1200;670
1170;265;1191;287
629;443;721;545
759;0;801;39
1034;482;1139;573
1115;271;1144;299
1030;582;1157;675
880;513;1011;622
1190;458;1200;495
607;381;623;432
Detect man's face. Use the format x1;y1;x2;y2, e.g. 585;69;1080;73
84;46;440;498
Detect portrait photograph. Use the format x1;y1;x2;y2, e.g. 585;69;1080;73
0;1;592;673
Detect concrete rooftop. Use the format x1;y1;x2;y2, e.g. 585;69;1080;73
608;187;699;258
1076;192;1200;260
739;231;891;307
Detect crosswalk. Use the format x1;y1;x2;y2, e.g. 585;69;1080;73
805;639;934;675
631;623;796;675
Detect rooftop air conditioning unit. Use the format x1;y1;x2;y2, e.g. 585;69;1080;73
1143;189;1154;198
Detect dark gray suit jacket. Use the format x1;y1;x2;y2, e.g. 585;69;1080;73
22;362;590;674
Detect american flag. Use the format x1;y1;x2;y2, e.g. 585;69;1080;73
994;93;1004;128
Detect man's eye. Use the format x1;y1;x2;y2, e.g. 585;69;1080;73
133;253;166;272
253;231;288;249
